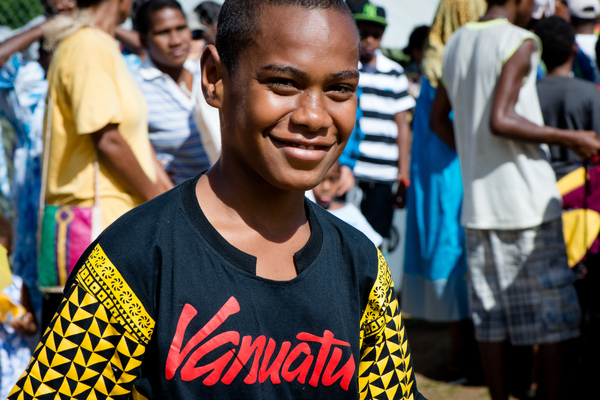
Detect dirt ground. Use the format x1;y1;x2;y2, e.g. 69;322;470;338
405;318;495;400
405;315;598;400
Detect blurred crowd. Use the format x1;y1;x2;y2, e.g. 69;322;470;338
0;0;599;398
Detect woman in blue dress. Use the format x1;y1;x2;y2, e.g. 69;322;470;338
402;0;486;378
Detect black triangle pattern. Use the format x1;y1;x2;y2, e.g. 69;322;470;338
7;284;147;400
357;251;419;400
75;244;155;346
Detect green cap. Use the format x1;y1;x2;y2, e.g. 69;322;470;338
351;2;387;27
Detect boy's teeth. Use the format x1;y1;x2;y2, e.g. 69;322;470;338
298;145;316;150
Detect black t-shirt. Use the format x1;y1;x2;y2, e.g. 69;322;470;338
537;76;600;179
9;175;425;400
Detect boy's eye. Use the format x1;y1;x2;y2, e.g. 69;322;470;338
266;78;299;94
327;84;356;101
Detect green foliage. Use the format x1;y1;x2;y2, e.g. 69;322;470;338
0;0;44;29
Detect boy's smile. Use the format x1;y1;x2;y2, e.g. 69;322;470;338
215;5;360;192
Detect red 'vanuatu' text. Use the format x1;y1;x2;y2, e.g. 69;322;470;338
165;296;355;389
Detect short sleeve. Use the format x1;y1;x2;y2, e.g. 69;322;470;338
358;250;426;400
8;244;154;399
68;67;122;135
391;72;417;114
590;89;600;137
60;30;123;135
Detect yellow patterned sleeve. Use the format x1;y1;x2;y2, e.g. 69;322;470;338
8;244;155;400
358;250;425;400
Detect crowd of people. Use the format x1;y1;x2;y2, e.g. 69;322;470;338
0;0;598;398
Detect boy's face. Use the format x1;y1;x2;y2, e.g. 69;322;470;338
357;21;385;63
144;7;191;69
313;163;341;209
216;6;359;192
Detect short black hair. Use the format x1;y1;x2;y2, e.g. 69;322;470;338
134;0;185;34
571;16;597;27
404;25;429;55
535;16;575;72
0;214;13;253
76;0;103;7
485;0;509;7
194;1;222;26
215;0;354;75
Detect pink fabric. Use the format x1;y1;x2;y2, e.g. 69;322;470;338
66;207;93;274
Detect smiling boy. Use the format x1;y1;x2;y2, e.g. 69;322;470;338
9;1;424;399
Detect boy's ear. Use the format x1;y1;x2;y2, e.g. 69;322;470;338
201;45;224;109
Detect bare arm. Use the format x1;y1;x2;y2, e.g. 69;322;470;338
395;111;412;183
430;82;456;150
491;39;600;159
150;145;175;191
10;284;37;337
115;27;145;57
0;23;45;68
92;124;164;202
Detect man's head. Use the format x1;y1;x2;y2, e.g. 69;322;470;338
535;16;576;73
194;1;221;45
77;0;133;24
348;1;387;64
201;0;360;191
0;214;13;255
404;25;429;66
43;0;77;16
485;0;536;27
313;161;342;209
135;0;191;70
568;0;600;29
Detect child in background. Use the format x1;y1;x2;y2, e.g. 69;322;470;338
0;215;37;399
313;161;383;247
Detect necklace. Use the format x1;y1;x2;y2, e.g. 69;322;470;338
179;80;192;98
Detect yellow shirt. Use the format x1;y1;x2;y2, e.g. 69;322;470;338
45;27;156;228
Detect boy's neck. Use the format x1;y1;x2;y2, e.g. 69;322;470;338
573;23;595;35
199;162;308;236
153;59;188;85
481;4;515;24
325;200;345;211
547;61;575;78
196;163;311;281
91;1;120;37
360;52;377;67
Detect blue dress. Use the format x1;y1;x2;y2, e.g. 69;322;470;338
0;54;47;313
402;76;469;322
0;276;32;399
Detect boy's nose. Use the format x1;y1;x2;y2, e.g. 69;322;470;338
290;92;333;133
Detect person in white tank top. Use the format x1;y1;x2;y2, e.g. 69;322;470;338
430;0;600;398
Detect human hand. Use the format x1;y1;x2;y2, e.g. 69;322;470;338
335;165;355;197
569;130;600;161
394;178;409;209
10;312;37;336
